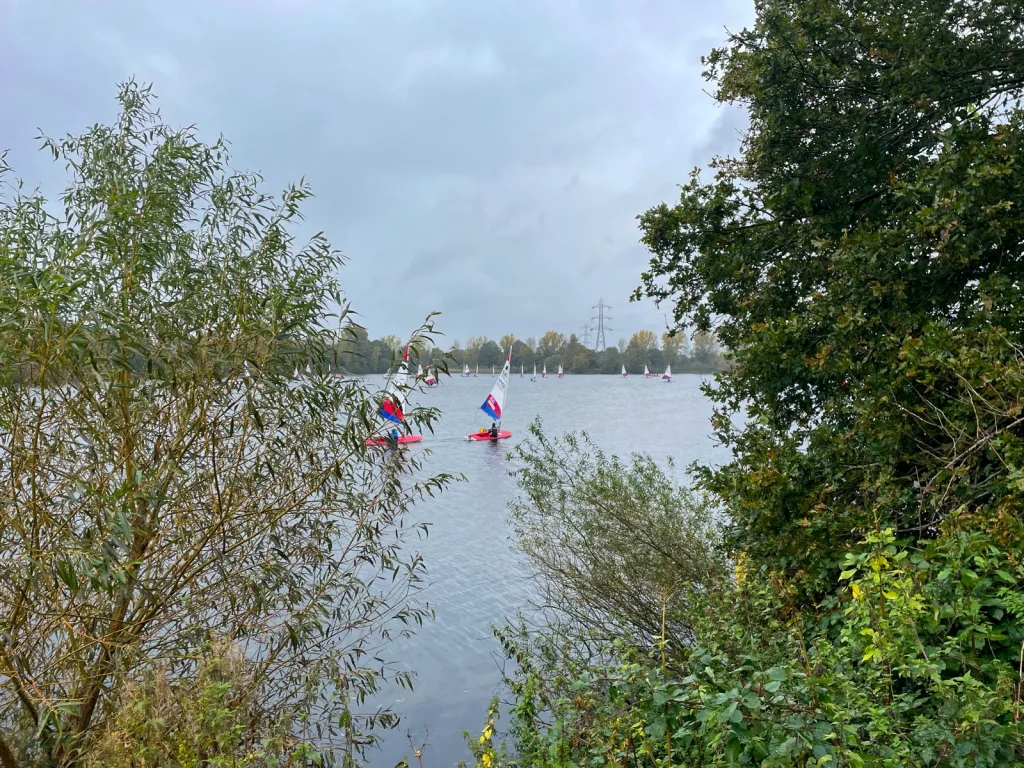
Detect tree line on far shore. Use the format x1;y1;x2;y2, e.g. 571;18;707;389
325;327;728;376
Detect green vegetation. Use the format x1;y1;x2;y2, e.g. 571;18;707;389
476;0;1024;765
0;83;448;767
326;328;727;376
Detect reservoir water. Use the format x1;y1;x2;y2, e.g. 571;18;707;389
371;373;728;766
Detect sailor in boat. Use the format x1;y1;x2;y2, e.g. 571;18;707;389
489;422;499;438
385;428;400;448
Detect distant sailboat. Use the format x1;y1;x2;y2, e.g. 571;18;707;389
621;365;628;378
662;364;672;382
367;347;423;445
475;364;479;377
542;364;547;379
425;367;438;387
557;364;564;379
531;364;537;382
305;363;312;377
520;363;524;378
467;348;513;441
644;365;652;378
462;364;472;377
416;363;424;380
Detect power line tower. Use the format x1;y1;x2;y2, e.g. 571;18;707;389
581;325;592;349
591;298;612;351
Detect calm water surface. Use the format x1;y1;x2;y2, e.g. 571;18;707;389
372;373;727;766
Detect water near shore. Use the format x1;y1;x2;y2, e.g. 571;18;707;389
373;373;728;766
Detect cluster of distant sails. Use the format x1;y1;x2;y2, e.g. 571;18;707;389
460;362;673;383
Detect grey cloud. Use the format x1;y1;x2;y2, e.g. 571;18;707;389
1;0;753;342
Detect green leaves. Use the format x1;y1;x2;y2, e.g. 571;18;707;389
635;0;1024;599
492;526;1024;767
0;82;452;766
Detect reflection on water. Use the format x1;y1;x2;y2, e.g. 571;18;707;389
369;374;727;766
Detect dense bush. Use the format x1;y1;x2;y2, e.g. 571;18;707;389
477;520;1023;766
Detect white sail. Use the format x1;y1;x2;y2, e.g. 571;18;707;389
557;364;563;377
417;363;424;378
644;364;651;377
621;365;628;377
662;364;672;381
463;363;471;376
425;366;437;386
480;349;512;422
542;364;547;378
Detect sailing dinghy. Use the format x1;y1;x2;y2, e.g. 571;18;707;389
462;364;472;377
644;365;651;378
542;364;547;379
531;364;537;382
467;349;513;441
621;365;628;378
662;364;672;383
557;364;564;379
367;347;423;445
425;367;438;387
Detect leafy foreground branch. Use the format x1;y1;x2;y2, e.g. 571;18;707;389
0;82;449;767
472;430;1024;767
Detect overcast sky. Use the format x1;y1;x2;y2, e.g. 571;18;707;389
1;0;751;346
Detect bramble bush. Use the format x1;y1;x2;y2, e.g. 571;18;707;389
475;518;1023;767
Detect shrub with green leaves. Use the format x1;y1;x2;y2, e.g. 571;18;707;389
508;422;726;657
482;525;1024;767
0;83;447;767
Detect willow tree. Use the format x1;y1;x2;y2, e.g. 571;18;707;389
0;83;446;767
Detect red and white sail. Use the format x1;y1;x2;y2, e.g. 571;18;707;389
662;364;672;382
621;365;628;377
481;349;512;421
